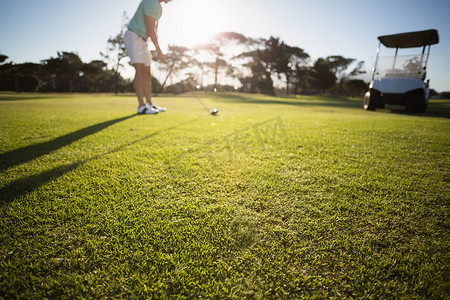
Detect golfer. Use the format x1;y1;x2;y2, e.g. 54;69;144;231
124;0;172;114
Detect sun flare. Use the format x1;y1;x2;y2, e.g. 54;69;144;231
169;0;228;46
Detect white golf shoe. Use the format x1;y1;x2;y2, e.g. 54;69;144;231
150;103;166;112
137;104;158;115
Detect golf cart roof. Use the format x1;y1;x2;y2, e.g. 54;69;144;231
378;29;439;48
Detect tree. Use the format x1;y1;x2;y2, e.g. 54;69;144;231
326;55;365;95
309;58;336;93
101;12;129;94
0;63;42;92
0;63;14;90
82;60;108;92
247;58;274;94
237;36;309;95
238;47;275;95
153;45;194;94
344;79;368;97
195;32;248;91
0;53;131;93
282;46;309;95
292;64;310;94
0;54;8;63
237;37;277;95
261;37;309;94
42;52;84;92
16;63;43;92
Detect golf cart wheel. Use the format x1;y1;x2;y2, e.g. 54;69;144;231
363;90;379;110
377;98;386;109
405;90;426;113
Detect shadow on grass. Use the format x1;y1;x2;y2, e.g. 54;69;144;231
386;109;450;119
0;115;135;172
0;94;54;101
0;115;207;206
214;93;362;109
0;162;82;205
386;100;450;119
214;94;450;118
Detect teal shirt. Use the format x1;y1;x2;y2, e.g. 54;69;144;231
128;0;162;39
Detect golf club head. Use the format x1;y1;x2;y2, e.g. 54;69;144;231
210;108;219;115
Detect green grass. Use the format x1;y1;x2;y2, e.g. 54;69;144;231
0;92;449;299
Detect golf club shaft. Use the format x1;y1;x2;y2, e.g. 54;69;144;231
169;68;211;113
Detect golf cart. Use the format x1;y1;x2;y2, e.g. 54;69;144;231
364;29;439;112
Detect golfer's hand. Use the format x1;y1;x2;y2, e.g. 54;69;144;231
158;52;166;64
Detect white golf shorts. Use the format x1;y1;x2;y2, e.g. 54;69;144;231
124;30;152;67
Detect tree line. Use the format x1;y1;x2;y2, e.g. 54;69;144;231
0;52;131;93
0;30;370;96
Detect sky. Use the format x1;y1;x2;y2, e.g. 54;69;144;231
1;0;449;92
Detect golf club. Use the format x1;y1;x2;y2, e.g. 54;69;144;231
189;89;219;116
167;64;219;116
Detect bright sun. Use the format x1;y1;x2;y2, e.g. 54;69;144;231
189;2;224;45
165;0;228;47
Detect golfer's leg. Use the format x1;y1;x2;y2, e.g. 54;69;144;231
133;63;146;107
143;66;152;105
